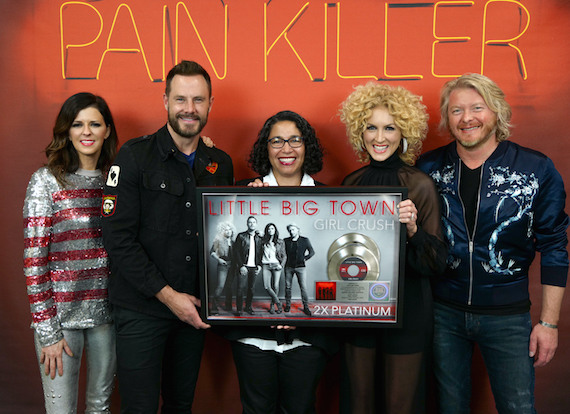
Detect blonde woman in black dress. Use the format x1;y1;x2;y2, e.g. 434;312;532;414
340;83;447;414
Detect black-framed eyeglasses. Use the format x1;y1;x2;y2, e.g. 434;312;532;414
268;136;305;149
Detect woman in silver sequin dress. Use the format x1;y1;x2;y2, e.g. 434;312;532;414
23;93;118;413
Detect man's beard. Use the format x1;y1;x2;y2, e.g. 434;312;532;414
453;122;497;150
168;110;208;138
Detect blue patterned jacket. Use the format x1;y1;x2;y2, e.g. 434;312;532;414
417;140;569;308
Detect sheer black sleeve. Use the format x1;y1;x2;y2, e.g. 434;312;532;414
399;166;448;277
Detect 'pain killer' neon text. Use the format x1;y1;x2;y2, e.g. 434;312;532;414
60;1;531;81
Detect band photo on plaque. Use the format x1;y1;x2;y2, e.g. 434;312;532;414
198;187;407;327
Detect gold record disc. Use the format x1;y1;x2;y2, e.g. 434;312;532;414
327;233;381;262
327;243;380;281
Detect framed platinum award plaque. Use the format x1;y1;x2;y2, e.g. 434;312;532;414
197;187;407;328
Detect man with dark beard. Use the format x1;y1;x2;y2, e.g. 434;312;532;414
102;61;233;413
418;73;568;414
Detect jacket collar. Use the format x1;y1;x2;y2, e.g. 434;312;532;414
450;140;510;165
195;138;214;168
156;125;180;162
155;125;213;166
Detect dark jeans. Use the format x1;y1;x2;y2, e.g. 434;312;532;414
213;262;230;308
224;265;236;310
433;302;536;414
113;306;206;414
237;267;258;310
285;266;308;307
263;263;282;304
231;341;328;414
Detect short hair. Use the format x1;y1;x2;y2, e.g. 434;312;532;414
247;216;257;223
340;82;428;165
439;73;511;142
287;223;300;232
247;111;324;177
165;60;212;97
46;92;118;186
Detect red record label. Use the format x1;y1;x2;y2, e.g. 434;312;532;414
338;257;368;281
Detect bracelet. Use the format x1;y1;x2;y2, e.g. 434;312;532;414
539;320;558;329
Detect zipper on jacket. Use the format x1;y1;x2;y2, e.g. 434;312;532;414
458;159;484;306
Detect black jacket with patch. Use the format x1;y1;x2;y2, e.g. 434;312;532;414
102;125;233;319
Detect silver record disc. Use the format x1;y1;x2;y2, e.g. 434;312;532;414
327;233;380;262
327;243;380;281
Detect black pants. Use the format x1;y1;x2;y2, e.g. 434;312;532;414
113;306;206;414
231;341;328;414
237;267;258;310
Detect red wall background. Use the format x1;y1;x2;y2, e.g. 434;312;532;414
1;1;569;412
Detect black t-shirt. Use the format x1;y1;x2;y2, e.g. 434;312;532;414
460;162;481;239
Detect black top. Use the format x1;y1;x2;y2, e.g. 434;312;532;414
342;159;448;282
284;236;315;268
459;162;482;238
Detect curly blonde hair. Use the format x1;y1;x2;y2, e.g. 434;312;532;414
340;82;428;165
215;221;236;238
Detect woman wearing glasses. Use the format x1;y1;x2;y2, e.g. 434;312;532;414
243;110;324;186
226;111;337;414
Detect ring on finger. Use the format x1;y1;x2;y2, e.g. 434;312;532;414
411;212;415;221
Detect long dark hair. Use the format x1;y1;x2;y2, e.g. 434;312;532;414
45;92;118;186
262;223;280;246
248;110;324;177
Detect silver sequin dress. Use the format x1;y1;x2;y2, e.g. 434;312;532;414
23;167;112;347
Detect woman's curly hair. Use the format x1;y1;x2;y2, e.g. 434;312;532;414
211;221;236;257
215;221;236;238
247;110;324;176
340;82;428;165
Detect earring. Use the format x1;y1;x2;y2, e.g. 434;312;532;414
401;137;408;154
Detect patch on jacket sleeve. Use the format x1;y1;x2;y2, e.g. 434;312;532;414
102;195;117;217
205;161;218;174
106;165;120;187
